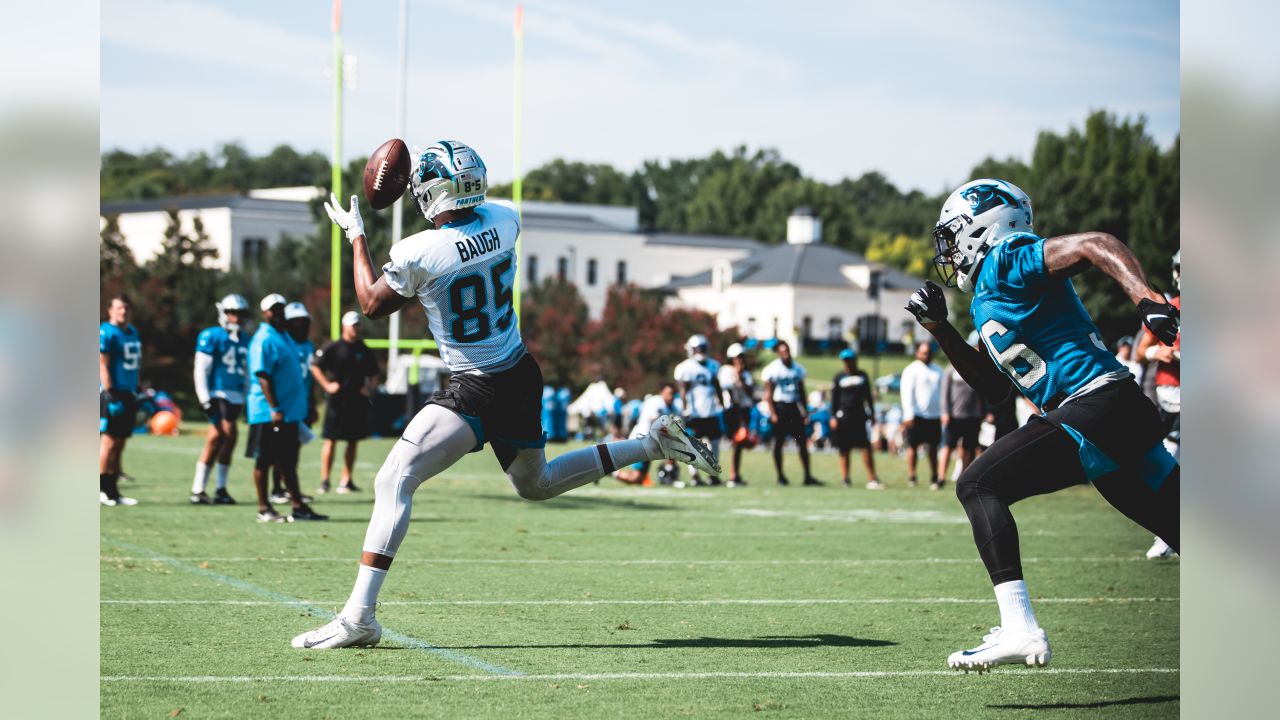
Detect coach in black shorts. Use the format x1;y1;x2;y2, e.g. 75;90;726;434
312;311;380;494
830;348;880;489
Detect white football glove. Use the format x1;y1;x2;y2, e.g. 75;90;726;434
324;193;365;242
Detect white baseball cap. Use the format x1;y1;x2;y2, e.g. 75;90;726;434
726;342;745;359
341;310;362;326
284;302;310;321
260;293;287;312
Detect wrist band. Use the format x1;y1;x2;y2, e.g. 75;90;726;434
1144;346;1159;361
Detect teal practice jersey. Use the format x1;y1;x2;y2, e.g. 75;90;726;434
196;326;249;402
970;233;1130;410
100;322;141;392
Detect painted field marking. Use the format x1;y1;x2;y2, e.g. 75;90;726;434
102;597;1178;607
101;555;1164;565
99;537;522;677
733;507;968;524
101;668;1178;683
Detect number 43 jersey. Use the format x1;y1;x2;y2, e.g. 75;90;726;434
382;201;524;373
971;233;1130;411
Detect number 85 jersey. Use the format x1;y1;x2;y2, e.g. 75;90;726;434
971;233;1130;411
382;200;524;373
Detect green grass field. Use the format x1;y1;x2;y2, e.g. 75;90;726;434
102;426;1178;719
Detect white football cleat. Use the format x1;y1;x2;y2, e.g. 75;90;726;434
650;415;721;477
947;626;1051;674
101;492;138;506
291;615;382;650
1145;537;1174;559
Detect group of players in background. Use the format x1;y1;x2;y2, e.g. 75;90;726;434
615;335;882;490
98;293;380;520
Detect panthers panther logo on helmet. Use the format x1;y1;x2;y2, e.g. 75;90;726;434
932;179;1033;292
409;140;487;222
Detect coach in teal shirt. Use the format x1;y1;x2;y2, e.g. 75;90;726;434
248;299;308;425
245;293;325;522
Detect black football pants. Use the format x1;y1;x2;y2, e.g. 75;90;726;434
956;380;1180;585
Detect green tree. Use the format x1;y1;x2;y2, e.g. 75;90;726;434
865;232;931;277
519;278;591;388
99;214;137;306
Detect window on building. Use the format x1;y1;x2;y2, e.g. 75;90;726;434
828;316;843;340
586;258;598;286
557;256;568;280
241;237;266;267
856;314;887;348
616;260;627;285
801;316;812;341
526;255;538;286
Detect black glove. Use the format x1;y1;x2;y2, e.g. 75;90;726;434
1138;298;1179;346
905;281;948;324
202;400;221;424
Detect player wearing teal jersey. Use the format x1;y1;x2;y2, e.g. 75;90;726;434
906;179;1180;673
190;294;250;505
99;294;141;506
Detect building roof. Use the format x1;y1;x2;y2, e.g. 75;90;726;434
665;242;926;291
644;232;763;251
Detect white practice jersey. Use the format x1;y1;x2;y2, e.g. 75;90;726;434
382;201;524;373
761;358;806;404
718;364;755;408
631;395;683;439
674;357;721;418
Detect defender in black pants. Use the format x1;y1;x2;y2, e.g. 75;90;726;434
908;178;1180;672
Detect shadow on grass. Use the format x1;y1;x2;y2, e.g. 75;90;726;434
988;695;1178;710
436;635;896;650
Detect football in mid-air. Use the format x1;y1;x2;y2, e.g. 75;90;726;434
363;138;411;210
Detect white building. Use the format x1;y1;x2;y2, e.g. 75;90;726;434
667;208;929;353
516;200;762;318
100;186;322;271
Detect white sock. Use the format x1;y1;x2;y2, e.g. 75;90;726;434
215;463;230;490
993;579;1040;633
191;463;210;494
341;565;387;624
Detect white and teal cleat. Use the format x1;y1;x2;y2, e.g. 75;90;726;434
291;615;383;650
650;415;721;477
946;626;1051;674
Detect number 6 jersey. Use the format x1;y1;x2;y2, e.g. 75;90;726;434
382;200;524;373
970;233;1129;411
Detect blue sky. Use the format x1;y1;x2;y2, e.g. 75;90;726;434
101;0;1179;193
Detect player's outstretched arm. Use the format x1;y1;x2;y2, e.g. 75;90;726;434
1043;232;1179;344
324;194;412;319
905;281;1015;406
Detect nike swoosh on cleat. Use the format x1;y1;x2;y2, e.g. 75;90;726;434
670;447;696;463
1146;314;1166;324
304;633;338;648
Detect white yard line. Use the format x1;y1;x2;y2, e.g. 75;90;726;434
101;555;1161;565
102;597;1177;607
101;668;1178;683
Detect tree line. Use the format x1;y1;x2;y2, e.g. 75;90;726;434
101;110;1178;406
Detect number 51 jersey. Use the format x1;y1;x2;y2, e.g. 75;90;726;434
382;200;524;373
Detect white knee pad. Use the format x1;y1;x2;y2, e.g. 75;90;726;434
361;404;477;557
